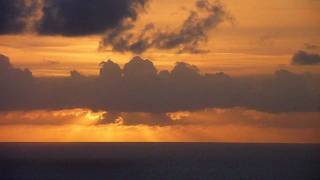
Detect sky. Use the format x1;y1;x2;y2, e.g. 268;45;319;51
1;0;319;76
0;0;320;142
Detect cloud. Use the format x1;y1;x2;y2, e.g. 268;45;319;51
100;112;173;126
291;50;320;65
0;0;36;34
70;108;320;128
43;59;60;65
101;0;233;54
99;60;122;82
0;109;103;125
0;54;34;110
256;33;278;47
1;0;231;54
0;0;148;36
36;0;148;36
0;54;319;113
123;56;157;81
1;107;319;132
167;108;320;129
304;43;319;50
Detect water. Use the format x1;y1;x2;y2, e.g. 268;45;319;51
0;143;319;180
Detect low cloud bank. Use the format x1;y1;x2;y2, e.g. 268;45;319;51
1;108;319;130
1;54;320;113
100;109;320;128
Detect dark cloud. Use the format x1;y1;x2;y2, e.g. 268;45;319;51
0;54;34;110
0;0;36;34
168;108;320;129
37;0;148;36
123;56;157;81
100;112;172;126
99;60;122;82
0;54;319;113
99;108;318;128
101;0;233;54
1;0;230;54
0;0;148;36
291;50;320;65
70;70;84;80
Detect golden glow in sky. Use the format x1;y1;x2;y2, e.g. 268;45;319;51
0;0;319;143
0;0;319;76
0;109;319;143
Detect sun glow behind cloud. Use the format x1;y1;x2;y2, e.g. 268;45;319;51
0;108;319;143
0;0;319;143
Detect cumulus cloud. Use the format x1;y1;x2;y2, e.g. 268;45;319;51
0;54;319;113
101;0;233;54
0;54;34;110
292;50;320;65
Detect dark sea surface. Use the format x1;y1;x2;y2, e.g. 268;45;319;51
0;143;319;180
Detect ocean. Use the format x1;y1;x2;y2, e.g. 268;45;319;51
0;143;319;180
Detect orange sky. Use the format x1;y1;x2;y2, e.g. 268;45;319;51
1;108;319;143
0;0;319;76
0;0;320;143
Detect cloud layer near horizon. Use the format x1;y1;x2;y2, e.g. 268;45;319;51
1;108;320;129
1;108;319;143
1;54;319;113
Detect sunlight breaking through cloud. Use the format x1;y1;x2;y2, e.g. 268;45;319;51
0;108;319;143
